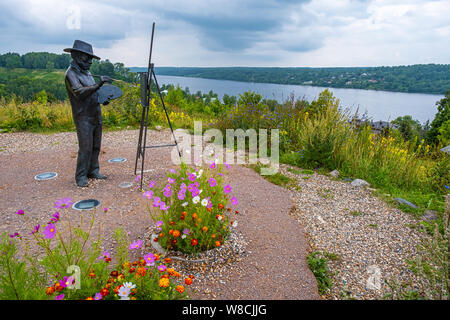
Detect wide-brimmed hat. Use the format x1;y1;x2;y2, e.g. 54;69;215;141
64;40;100;60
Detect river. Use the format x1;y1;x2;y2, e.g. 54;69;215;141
156;75;443;124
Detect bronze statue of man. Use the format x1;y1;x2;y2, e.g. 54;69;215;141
64;40;112;187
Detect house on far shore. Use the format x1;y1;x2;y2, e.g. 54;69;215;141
349;119;399;134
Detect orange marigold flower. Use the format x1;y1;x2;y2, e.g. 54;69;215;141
164;257;172;263
110;270;119;278
117;274;125;281
105;257;111;263
155;254;160;261
100;288;109;297
185;277;193;285
129;267;135;273
218;203;224;210
161;274;170;279
182;211;187;216
159;277;170;288
191;238;198;246
45;286;55;295
85;297;94;300
192;213;198;219
169;221;175;225
173;271;181;278
227;208;231;212
167;268;175;276
136;267;146;277
159;233;164;238
215;241;221;247
114;285;121;294
176;285;185;293
202;226;208;232
54;283;64;292
169;229;173;235
212;234;216;238
88;272;96;279
173;230;180;237
207;208;212;212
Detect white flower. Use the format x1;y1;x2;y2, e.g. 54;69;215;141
118;285;131;299
232;221;238;227
197;169;203;178
199;189;203;194
123;282;136;290
193;196;200;204
201;198;208;206
217;215;223;221
185;149;191;154
181;202;188;207
181;234;186;239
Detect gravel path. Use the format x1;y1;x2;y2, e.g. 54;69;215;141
280;165;428;300
0;129;319;300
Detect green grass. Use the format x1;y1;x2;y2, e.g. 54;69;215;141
249;163;301;191
307;251;334;295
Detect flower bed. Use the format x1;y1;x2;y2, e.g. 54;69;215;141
0;200;193;300
142;162;239;254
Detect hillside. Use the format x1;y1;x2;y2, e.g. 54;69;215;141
134;64;450;95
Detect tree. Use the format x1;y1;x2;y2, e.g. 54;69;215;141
4;53;22;69
392;115;423;141
426;91;450;145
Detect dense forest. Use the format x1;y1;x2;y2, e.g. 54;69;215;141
143;64;450;95
0;52;136;102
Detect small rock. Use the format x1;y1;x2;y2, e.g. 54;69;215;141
394;198;418;209
351;179;370;188
155;125;163;131
422;210;438;222
330;170;339;178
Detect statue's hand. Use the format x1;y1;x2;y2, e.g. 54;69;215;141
99;76;113;85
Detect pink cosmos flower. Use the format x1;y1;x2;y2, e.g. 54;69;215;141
224;162;231;169
129;239;143;250
15;209;24;215
50;212;60;223
208;178;217;187
135;175;141;182
168;177;176;184
159;201;170;211
94;292;103;300
177;191;186;201
157;265;167;272
9;232;19;238
209;162;216;169
55;294;64;300
30;224;40;235
104;207;109;213
188;173;196;182
223;184;232;194
54;198;73;209
43;224;56;239
153;197;161;208
144;253;156;266
231;197;238;205
99;251;110;260
143;190;154;199
163;189;172;198
148;180;156;188
191;188;200;197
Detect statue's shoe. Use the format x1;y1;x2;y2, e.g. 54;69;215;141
88;173;107;180
77;177;89;187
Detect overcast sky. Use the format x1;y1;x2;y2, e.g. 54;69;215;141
0;0;449;67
